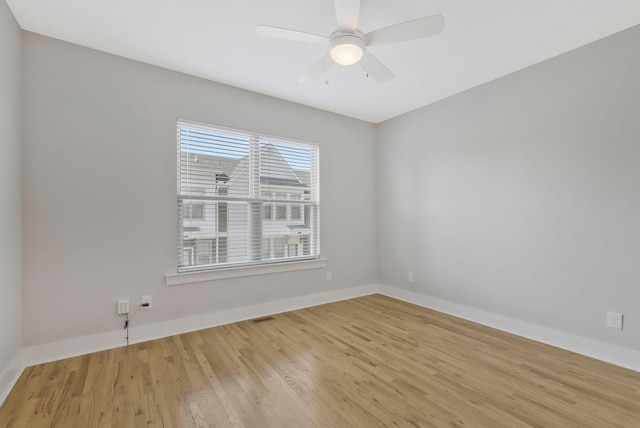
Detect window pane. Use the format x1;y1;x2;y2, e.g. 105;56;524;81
287;244;298;257
275;205;286;220
218;202;227;232
195;239;215;265
179;127;251;197
301;236;310;256
191;203;204;219
183;245;194;266
218;237;227;263
273;238;285;258
291;205;301;220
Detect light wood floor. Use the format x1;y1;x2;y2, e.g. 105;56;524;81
1;294;639;427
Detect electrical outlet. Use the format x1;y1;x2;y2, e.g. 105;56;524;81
141;295;152;310
408;272;414;282
326;272;332;282
117;299;129;315
607;311;623;330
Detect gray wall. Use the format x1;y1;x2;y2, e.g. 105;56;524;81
16;13;640;355
377;24;640;349
0;0;22;384
22;32;377;347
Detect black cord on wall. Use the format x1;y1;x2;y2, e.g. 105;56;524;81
123;303;149;346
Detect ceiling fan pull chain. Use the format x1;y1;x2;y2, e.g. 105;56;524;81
365;55;370;78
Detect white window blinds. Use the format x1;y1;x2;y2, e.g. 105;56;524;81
177;120;319;272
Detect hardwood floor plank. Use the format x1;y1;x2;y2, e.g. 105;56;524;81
1;294;639;427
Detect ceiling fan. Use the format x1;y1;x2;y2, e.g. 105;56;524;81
256;0;444;83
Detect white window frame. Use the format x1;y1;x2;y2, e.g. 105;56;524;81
169;119;324;284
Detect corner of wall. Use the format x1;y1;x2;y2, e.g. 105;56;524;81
379;284;640;373
0;351;23;408
0;0;24;410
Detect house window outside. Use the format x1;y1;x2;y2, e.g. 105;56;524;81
273;237;285;258
301;235;310;256
182;238;227;267
291;205;301;220
184;202;204;219
218;187;228;233
183;246;194;266
287;243;299;257
218;236;228;263
177;119;319;272
263;205;272;219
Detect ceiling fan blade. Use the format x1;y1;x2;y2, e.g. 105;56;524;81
256;25;327;44
299;54;334;83
334;0;360;31
359;52;394;83
365;15;445;46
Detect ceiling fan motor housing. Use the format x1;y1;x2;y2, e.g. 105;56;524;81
329;30;365;65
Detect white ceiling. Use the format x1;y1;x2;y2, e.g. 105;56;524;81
6;0;640;123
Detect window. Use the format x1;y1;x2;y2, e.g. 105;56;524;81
217;187;228;233
182;238;227;267
183;246;194;266
183;202;204;219
287;243;299;257
291;205;301;220
263;205;272;219
177;119;319;272
273;237;285;258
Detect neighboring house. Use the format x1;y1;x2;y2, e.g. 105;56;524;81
179;153;237;267
179;142;315;270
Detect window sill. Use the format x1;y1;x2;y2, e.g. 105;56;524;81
165;258;327;286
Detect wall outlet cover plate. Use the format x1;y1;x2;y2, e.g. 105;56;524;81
606;311;623;330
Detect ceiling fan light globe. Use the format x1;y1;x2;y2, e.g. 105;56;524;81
330;33;365;65
330;44;363;65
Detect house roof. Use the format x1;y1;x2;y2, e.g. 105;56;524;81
180;153;241;177
181;144;310;191
227;143;308;189
261;177;307;188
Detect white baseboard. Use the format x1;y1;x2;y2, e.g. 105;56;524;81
379;285;640;372
22;284;380;368
7;282;637;408
0;351;23;406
